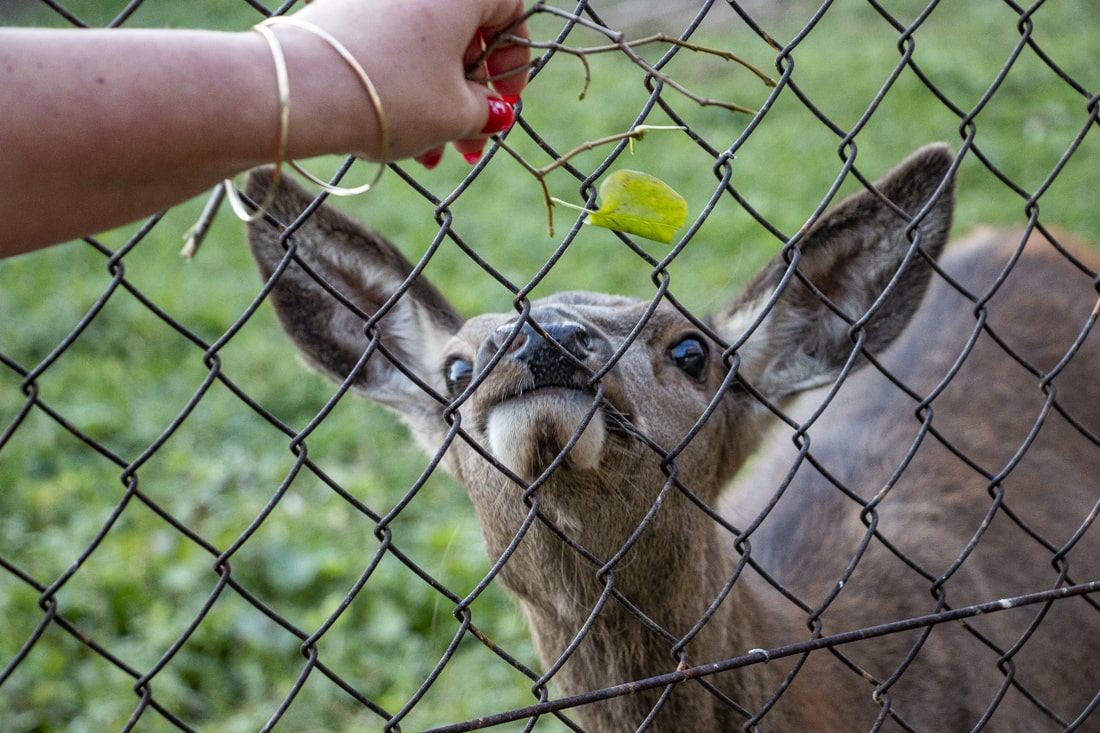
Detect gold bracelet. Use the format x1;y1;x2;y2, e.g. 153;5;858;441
260;15;388;197
223;22;291;223
223;15;388;224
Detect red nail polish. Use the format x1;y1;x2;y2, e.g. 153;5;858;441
481;97;516;135
414;148;444;170
499;93;521;105
462;148;484;165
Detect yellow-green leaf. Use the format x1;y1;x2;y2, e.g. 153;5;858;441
588;170;688;244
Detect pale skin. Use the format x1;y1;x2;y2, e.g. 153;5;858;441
0;0;530;258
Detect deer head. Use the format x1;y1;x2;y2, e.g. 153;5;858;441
246;144;956;729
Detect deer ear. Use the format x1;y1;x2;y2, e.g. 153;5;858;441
714;143;956;398
245;170;464;423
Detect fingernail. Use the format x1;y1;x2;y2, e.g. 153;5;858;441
414;148;444;170
462;148;484;165
499;93;521;105
481;97;516;135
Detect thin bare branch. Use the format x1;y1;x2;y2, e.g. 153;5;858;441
468;4;767;114
492;126;685;236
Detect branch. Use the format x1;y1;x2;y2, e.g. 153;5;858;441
469;3;772;115
492;126;685;236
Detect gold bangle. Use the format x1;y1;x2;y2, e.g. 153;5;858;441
223;22;290;223
259;15;388;197
223;15;388;225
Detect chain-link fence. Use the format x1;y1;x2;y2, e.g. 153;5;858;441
2;1;1099;731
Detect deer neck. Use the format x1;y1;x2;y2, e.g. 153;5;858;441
468;460;783;727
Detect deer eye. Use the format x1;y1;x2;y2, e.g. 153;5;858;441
444;357;474;398
669;336;708;382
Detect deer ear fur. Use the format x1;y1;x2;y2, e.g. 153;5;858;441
245;169;464;422
714;143;956;398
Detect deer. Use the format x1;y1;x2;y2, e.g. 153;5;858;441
245;144;1100;731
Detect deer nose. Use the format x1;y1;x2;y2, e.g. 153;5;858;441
491;320;593;387
501;321;590;360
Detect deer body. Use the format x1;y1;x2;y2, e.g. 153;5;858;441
729;228;1100;730
247;145;1100;731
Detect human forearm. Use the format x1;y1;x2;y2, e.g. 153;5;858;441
0;0;530;258
0;27;376;256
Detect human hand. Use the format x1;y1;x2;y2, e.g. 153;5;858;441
291;0;530;165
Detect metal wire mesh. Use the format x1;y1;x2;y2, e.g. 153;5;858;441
2;0;1099;731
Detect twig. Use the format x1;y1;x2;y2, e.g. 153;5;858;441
517;33;775;88
469;3;770;115
493;126;685;236
180;185;226;260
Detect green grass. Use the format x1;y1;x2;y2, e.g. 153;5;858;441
1;1;1097;731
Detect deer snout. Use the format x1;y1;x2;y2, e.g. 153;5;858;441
480;320;609;480
487;321;594;390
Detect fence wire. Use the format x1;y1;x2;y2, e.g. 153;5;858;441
2;0;1099;731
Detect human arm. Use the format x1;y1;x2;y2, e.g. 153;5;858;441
0;0;529;258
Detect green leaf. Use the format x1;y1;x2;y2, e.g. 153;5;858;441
588;170;688;244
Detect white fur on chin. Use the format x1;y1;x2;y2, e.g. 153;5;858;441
487;390;607;481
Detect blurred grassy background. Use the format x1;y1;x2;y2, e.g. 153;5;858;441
1;1;1097;731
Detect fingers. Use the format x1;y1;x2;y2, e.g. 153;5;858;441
439;11;528;168
476;0;531;48
481;96;516;135
413;92;516;169
413;147;445;170
412;0;530;169
470;15;530;100
420;15;526;171
483;27;530;101
423;94;515;169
